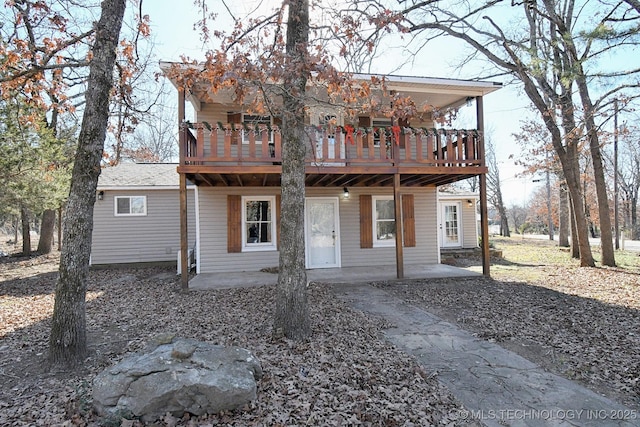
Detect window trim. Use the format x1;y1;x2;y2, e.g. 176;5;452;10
372;195;396;247
114;195;147;217
242;195;277;252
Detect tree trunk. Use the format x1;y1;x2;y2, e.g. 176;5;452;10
570;195;580;259
49;0;126;368
14;216;19;247
555;92;594;266
575;78;615;266
21;206;31;256
563;155;593;265
558;183;570;247
57;205;63;251
632;197;638;240
515;62;593;265
273;0;311;341
493;175;510;237
578;89;616;267
37;209;56;254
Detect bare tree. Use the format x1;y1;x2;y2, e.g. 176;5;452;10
611;124;640;239
174;0;413;340
107;28;172;165
485;136;510;237
272;0;312;340
388;0;640;266
508;203;529;234
126;97;178;162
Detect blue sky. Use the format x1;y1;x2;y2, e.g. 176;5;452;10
144;1;540;205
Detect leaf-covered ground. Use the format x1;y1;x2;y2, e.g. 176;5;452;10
1;236;639;426
377;237;640;407
0;253;472;426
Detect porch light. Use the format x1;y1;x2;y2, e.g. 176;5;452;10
467;199;473;207
98;191;104;201
343;187;350;198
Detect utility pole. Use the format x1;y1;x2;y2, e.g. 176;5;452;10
614;99;619;250
546;164;554;240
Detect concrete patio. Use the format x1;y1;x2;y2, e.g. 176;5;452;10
188;264;482;290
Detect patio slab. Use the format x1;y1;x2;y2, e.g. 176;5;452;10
187;263;480;290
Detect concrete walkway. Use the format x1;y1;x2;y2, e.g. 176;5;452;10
333;283;639;427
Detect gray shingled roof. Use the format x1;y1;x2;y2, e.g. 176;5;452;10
97;163;180;187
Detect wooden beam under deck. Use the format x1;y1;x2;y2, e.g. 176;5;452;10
179;164;486;177
182;170;486;189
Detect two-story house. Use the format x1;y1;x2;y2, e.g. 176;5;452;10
161;63;501;288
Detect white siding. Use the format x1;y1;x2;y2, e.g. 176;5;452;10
91;189;196;265
198;188;280;273
461;201;479;248
338;187;438;268
197;186;439;273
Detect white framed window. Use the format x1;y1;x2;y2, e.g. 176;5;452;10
242;196;277;251
242;114;272;144
373;196;396;246
114;196;147;216
317;113;337;140
372;118;392;146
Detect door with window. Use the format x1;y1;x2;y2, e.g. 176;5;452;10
305;198;341;268
441;202;462;247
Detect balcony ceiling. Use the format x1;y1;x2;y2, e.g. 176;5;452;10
160;62;502;113
178;168;486;189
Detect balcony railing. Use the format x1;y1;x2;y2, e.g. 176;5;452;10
179;122;484;170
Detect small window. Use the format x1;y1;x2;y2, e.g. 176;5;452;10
242;114;272;143
316;113;337;143
114;196;147;216
243;196;277;251
373;196;395;246
372;118;392;146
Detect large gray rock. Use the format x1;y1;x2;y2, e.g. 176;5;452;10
93;338;262;422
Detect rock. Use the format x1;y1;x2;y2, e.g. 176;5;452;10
92;338;262;422
151;332;176;346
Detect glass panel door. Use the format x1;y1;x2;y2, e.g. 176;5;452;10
305;198;341;268
442;202;462;247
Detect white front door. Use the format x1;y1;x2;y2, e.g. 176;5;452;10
441;202;462;247
305;198;341;269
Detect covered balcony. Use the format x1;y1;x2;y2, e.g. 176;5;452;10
178;122;487;188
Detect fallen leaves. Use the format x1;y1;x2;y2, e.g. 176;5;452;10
3;236;637;425
377;239;640;407
0;259;471;426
